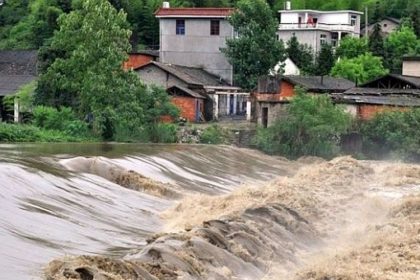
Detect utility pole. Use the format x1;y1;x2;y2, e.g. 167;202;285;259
365;6;369;38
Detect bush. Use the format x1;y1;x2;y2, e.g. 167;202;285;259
253;89;352;159
32;106;89;137
0;123;93;142
360;109;420;161
200;125;226;144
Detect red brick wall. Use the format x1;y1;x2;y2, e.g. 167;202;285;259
172;97;203;122
358;105;408;120
254;81;295;102
123;54;154;70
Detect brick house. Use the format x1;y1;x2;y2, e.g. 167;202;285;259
332;74;420;120
254;75;355;127
0;50;38;122
136;61;248;122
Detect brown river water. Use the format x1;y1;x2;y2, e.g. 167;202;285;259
0;143;419;280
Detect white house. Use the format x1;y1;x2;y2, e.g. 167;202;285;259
277;2;363;53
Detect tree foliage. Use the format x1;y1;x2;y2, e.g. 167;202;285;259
315;43;334;76
34;0;178;140
221;0;285;89
336;36;369;59
286;35;315;74
361;109;420;161
331;53;388;85
253;88;352;159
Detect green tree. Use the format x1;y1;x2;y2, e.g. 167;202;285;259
35;0;177;140
336;36;369;59
368;23;385;58
315;43;334;77
221;0;285;90
286;35;315;74
253;88;352;159
331;53;388;85
384;25;419;73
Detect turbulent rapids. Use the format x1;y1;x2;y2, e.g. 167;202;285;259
0;144;419;280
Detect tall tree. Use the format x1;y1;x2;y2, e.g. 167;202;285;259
369;23;384;58
316;43;334;77
221;0;285;90
286;35;315;74
35;0;177;139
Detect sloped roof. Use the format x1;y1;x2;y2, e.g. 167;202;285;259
168;85;205;99
344;87;420;96
136;61;228;87
0;75;36;96
130;50;159;57
333;94;420;106
283;75;355;93
361;74;420;89
0;50;38;75
155;7;234;18
0;50;38;96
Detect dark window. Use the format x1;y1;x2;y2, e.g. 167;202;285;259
210;20;220;35
176;20;185;35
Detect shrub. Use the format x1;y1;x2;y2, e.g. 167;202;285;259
0;123;93;142
200;125;226;144
360;109;420;161
253;89;352;159
32;106;89;137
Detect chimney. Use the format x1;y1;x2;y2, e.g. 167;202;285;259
162;1;170;8
285;1;291;10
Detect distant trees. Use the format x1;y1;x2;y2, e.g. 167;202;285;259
222;0;285;90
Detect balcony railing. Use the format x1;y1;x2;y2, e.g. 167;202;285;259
279;23;356;32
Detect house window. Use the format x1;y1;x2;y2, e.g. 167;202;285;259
210;20;220;35
176;19;185;35
351;15;357;26
331;33;339;47
320;34;327;45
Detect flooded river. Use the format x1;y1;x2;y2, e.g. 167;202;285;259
0;143;419;279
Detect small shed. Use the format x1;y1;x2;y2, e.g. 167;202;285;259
123;50;159;70
167;85;205;122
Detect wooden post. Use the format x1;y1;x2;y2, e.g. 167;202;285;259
14;97;19;123
365;6;368;38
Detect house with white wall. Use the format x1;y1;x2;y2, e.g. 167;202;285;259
155;4;235;85
277;2;363;53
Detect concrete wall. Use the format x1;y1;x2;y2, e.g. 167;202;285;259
402;60;420;77
278;29;329;53
159;18;233;84
362;19;399;37
256;101;288;127
136;64;189;89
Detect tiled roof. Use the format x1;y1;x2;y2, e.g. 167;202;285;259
361;74;420;88
0;50;38;75
344;87;420;96
168;85;206;99
136;61;228;87
155;7;235;18
332;94;420;106
0;75;36;96
283;75;355;93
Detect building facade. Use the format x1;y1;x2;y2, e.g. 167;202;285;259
155;6;234;85
361;17;400;37
277;9;363;53
402;56;420;77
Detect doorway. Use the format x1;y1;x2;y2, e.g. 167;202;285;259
262;107;268;128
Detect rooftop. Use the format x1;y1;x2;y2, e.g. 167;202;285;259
361;74;420;89
283;75;355;93
135;61;229;87
155;7;235;18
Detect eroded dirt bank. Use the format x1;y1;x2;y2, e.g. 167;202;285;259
45;156;420;280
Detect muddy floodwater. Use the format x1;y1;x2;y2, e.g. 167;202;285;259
0;143;419;280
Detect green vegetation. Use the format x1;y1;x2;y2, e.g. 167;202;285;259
360;109;420;161
336;37;369;59
0;122;94;142
331;53;388;84
34;0;178;141
253;88;352;159
285;35;315;74
200;125;228;144
222;0;285;90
